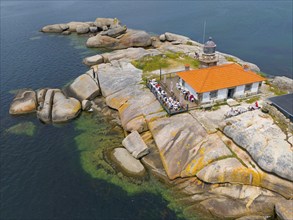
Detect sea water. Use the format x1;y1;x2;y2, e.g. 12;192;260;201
1;1;292;219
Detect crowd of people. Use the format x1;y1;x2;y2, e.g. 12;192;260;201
148;79;184;112
176;83;195;102
225;102;260;118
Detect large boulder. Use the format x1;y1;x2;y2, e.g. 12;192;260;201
83;54;104;66
37;89;81;123
76;24;90;34
37;89;56;123
81;100;92;111
119;30;152;48
94;18;120;28
86;30;152;49
67;22;88;32
196;158;258;185
118;92;162;133
86;35;120;48
97;61;142;97
67;73;100;101
222;111;293;181
272;76;293;93
122;131;149;158
100;25;127;38
51;90;81;123
148;113;235;180
101;48;161;63
89;26;98;33
105;84;144;110
164;32;191;43
9;89;37;115
41;24;69;33
110;148;146;177
275;200;293;220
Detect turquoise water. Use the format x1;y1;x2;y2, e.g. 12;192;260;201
0;1;292;220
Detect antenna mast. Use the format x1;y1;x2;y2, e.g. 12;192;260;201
203;20;206;44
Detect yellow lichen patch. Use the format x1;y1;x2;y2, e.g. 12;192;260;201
108;97;128;110
229;167;260;185
72;102;81;113
170;131;177;137
118;102;129;114
182;156;205;177
79;75;87;81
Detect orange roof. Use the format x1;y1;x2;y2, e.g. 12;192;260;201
177;63;266;93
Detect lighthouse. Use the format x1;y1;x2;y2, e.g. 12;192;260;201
199;37;218;68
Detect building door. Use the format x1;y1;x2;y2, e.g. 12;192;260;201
227;88;235;98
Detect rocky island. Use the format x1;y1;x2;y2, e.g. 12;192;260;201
9;17;293;220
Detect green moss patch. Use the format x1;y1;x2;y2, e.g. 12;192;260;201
74;112;160;195
132;52;200;73
74;112;198;219
132;55;170;72
6;121;36;136
245;96;260;104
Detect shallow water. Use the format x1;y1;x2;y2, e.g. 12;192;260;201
0;1;292;220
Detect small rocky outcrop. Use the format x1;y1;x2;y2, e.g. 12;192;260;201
67;21;90;32
67;71;100;101
272;76;293;93
83;54;104;66
275;199;293;220
101;47;161;63
76;24;90;34
100;25;127;38
86;30;152;49
118;30;152;48
9;89;37;115
94;18;120;29
97;61;142;97
222;111;293;181
37;89;81;123
163;32;191;44
122;131;149;159
41;24;69;33
89;26;98;33
86;34;120;48
110;148;146;177
81;100;92;111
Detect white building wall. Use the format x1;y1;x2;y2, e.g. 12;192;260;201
251;82;259;93
234;85;245;98
185;83;198;99
202;92;210;103
216;89;228;100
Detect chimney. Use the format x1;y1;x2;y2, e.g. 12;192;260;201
243;64;249;71
185;64;190;71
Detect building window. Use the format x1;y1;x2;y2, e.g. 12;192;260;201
245;84;252;92
210;90;218;99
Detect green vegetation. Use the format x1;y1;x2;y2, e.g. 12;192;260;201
74;111;190;219
132;52;200;73
268;86;287;96
186;41;193;46
113;18;119;25
131;55;170;72
6;121;36;136
225;56;237;63
211;105;221;111
245;96;260;104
